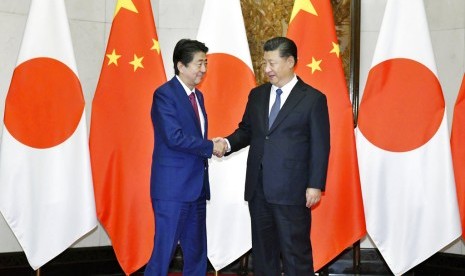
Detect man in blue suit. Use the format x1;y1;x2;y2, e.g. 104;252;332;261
145;39;226;276
220;37;331;275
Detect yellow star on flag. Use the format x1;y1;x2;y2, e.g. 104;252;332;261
114;0;138;17
290;0;318;24
151;39;160;54
330;42;340;58
129;54;144;71
307;57;322;74
106;49;121;66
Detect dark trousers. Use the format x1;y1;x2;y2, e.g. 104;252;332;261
248;173;314;276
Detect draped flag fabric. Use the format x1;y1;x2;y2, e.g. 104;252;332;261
286;0;366;270
355;0;461;274
451;74;465;239
197;0;255;270
0;0;97;269
89;0;166;274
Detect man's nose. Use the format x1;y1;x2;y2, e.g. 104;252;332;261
264;64;271;73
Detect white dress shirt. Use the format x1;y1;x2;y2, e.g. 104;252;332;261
268;74;298;114
176;75;206;137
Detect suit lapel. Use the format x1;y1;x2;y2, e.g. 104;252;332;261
172;77;203;137
268;80;305;133
259;84;272;131
195;89;208;137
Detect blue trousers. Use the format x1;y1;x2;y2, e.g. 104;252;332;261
144;197;207;276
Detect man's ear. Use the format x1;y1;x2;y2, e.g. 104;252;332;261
177;61;184;74
287;56;296;68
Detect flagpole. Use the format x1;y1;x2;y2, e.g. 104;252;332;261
36;268;40;276
350;0;361;125
350;0;362;271
353;241;361;273
239;251;250;275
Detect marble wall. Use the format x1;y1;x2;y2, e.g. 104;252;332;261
0;0;464;256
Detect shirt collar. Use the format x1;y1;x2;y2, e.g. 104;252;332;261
272;74;298;95
176;75;195;96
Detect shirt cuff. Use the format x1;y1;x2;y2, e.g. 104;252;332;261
225;138;231;152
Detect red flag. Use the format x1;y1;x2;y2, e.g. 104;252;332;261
451;74;465;239
89;0;166;274
286;0;366;270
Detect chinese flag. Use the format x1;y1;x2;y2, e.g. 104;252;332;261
89;0;166;274
451;74;465;239
287;0;366;270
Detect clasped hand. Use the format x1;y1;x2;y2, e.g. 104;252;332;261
212;137;228;158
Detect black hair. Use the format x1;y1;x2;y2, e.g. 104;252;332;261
263;37;298;66
173;39;209;75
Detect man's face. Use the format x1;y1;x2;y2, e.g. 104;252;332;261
263;49;294;88
178;51;207;90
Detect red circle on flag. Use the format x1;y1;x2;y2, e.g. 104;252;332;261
358;58;444;152
199;53;255;138
4;57;84;149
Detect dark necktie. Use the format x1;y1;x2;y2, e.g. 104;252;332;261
269;88;283;129
189;92;201;125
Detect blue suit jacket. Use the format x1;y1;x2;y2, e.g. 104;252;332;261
226;78;330;205
150;77;212;202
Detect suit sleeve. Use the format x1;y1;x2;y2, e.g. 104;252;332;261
226;90;254;153
308;93;330;190
153;88;213;158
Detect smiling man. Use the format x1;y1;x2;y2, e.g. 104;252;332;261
219;36;331;276
145;39;226;276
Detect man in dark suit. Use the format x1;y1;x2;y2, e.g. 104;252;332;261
145;39;226;276
221;37;330;275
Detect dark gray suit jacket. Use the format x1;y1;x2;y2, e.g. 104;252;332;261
227;77;330;205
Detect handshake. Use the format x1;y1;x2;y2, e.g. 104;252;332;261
212;137;228;158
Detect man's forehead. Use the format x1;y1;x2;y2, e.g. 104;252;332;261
192;52;207;60
263;51;282;60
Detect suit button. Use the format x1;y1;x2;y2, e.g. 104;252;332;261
265;136;269;140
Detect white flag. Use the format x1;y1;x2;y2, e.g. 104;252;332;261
0;0;97;269
197;0;255;270
355;0;461;274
